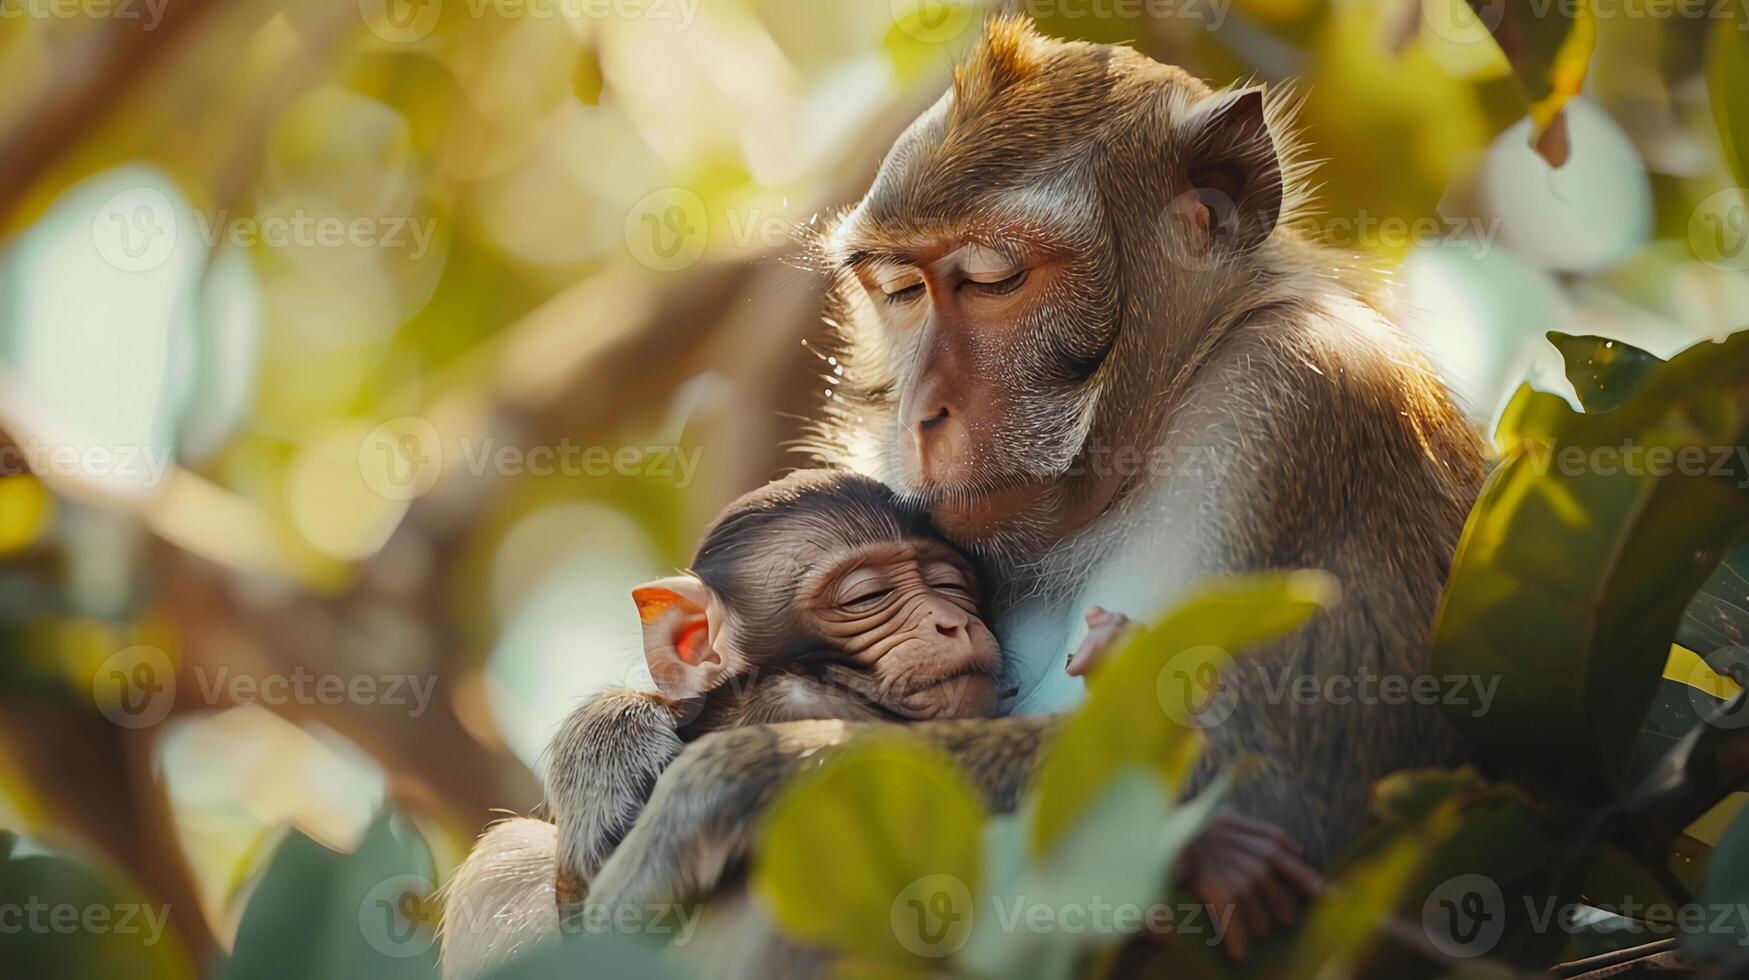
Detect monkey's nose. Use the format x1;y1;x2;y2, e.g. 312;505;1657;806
908;407;970;484
935;622;960;637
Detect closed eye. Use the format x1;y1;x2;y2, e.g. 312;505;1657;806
882;283;925;305
963;268;1027;296
843;588;894;610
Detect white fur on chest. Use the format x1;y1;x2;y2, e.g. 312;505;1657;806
998;412;1236;715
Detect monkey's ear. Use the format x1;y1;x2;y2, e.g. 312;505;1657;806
1177;88;1282;254
632;575;739;700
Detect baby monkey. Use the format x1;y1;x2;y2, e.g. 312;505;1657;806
445;471;1317;978
543;469;1005;913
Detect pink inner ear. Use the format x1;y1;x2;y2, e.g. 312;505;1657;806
675;620;708;664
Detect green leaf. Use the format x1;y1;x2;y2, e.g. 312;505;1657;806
1028;571;1339;857
0;832;192;980
751;735;987;968
1710;4;1749;188
1546;333;1749;808
221;811;438;980
1431;331;1749;803
1333;770;1575;972
1681;540;1749;662
959;768;1227;977
1547;332;1662;413
1283;829;1441;979
1689;806;1749;961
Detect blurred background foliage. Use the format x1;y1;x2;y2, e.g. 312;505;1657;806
0;0;1745;974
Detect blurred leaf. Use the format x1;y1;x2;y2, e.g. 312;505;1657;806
751;735;986;968
1688;806;1749;961
1431;331;1749;803
573;45;604;107
221;811;437;980
1028;571;1339;858
1337;769;1575;972
1284;824;1443;979
482;932;684;980
959;769;1228;977
1709;4;1749;187
1300;6;1490;258
883;1;985;85
1467;0;1595;165
0;832;192;980
1608;689;1749;893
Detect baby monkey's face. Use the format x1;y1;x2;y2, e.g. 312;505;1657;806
799;536;1002;720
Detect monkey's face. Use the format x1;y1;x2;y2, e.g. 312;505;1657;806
800;537;1002;720
836;225;1116;510
818;21;1283;547
819;39;1132;527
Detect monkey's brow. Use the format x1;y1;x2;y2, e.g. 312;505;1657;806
840;249;911;272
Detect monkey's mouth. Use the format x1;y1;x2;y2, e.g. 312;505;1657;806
887;665;1001;720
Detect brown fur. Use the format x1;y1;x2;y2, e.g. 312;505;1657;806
446;17;1488;979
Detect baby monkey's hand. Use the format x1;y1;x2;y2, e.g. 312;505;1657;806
1065;605;1134;677
1172;814;1325;960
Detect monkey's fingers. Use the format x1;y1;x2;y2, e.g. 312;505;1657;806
1249;864;1301;928
1215;813;1305;856
1263;848;1326;899
1065;617;1135;677
1197;882;1249;961
1065;634;1105;676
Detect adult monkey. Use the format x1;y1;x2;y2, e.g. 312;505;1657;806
812;13;1486;860
525;12;1483;970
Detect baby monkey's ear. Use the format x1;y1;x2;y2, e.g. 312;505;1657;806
632;575;741;700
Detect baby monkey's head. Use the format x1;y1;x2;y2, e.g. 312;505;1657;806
632;469;1002;724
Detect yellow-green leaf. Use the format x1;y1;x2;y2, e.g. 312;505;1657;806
752;735;987;967
1710;3;1749;187
1432;331;1749;803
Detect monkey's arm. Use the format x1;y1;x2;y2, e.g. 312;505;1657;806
544;688;686;908
586;715;1059;911
545;676;901;905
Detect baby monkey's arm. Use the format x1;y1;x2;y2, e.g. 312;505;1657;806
545;676;892;915
545;689;686;912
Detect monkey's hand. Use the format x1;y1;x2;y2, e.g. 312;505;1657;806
1171;814;1325;960
1065;605;1134;677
